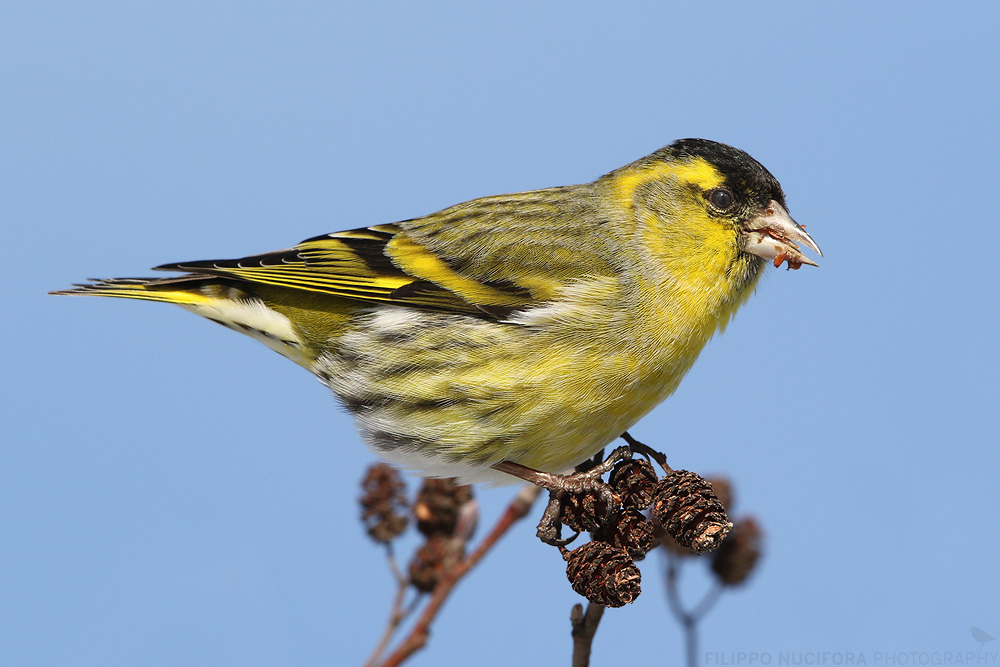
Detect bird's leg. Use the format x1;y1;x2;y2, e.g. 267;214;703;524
491;445;632;491
491;446;634;545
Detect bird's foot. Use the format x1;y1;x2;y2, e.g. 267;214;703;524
491;446;634;546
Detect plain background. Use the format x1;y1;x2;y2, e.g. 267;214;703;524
4;2;999;665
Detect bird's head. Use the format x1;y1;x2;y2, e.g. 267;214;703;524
607;138;822;282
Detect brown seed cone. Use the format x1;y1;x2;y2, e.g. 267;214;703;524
558;487;616;534
651;470;732;554
608;459;658;510
359;463;409;543
408;534;465;593
711;517;763;586
593;509;656;560
414;478;474;537
565;541;641;608
655;477;734;556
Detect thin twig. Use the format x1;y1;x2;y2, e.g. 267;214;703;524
363;548;414;667
665;556;697;667
690;582;722;622
665;553;723;667
570;602;605;667
620;431;669;471
378;485;541;667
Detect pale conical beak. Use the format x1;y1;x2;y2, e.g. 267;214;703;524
741;201;823;270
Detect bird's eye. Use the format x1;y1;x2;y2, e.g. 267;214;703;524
707;188;735;211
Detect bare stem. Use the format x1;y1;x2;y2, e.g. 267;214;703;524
619;431;669;471
363;548;413;667
570;602;606;667
665;554;723;667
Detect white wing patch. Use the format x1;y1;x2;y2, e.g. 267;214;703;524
182;298;310;367
367;305;428;331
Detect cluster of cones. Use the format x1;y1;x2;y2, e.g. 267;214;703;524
360;464;476;592
556;457;746;607
359;452;762;608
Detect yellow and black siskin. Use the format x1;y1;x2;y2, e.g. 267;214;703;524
53;139;822;483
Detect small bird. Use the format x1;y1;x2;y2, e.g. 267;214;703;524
969;626;996;649
53;139;821;484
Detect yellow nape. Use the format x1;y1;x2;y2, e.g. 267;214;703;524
612;156;724;203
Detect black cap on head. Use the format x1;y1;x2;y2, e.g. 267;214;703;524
669;138;785;209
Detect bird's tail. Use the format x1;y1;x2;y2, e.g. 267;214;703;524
50;276;222;305
51;276;314;367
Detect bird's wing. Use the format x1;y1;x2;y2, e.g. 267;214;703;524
156;224;482;314
156;187;620;318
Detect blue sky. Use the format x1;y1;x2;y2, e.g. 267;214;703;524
4;2;999;665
